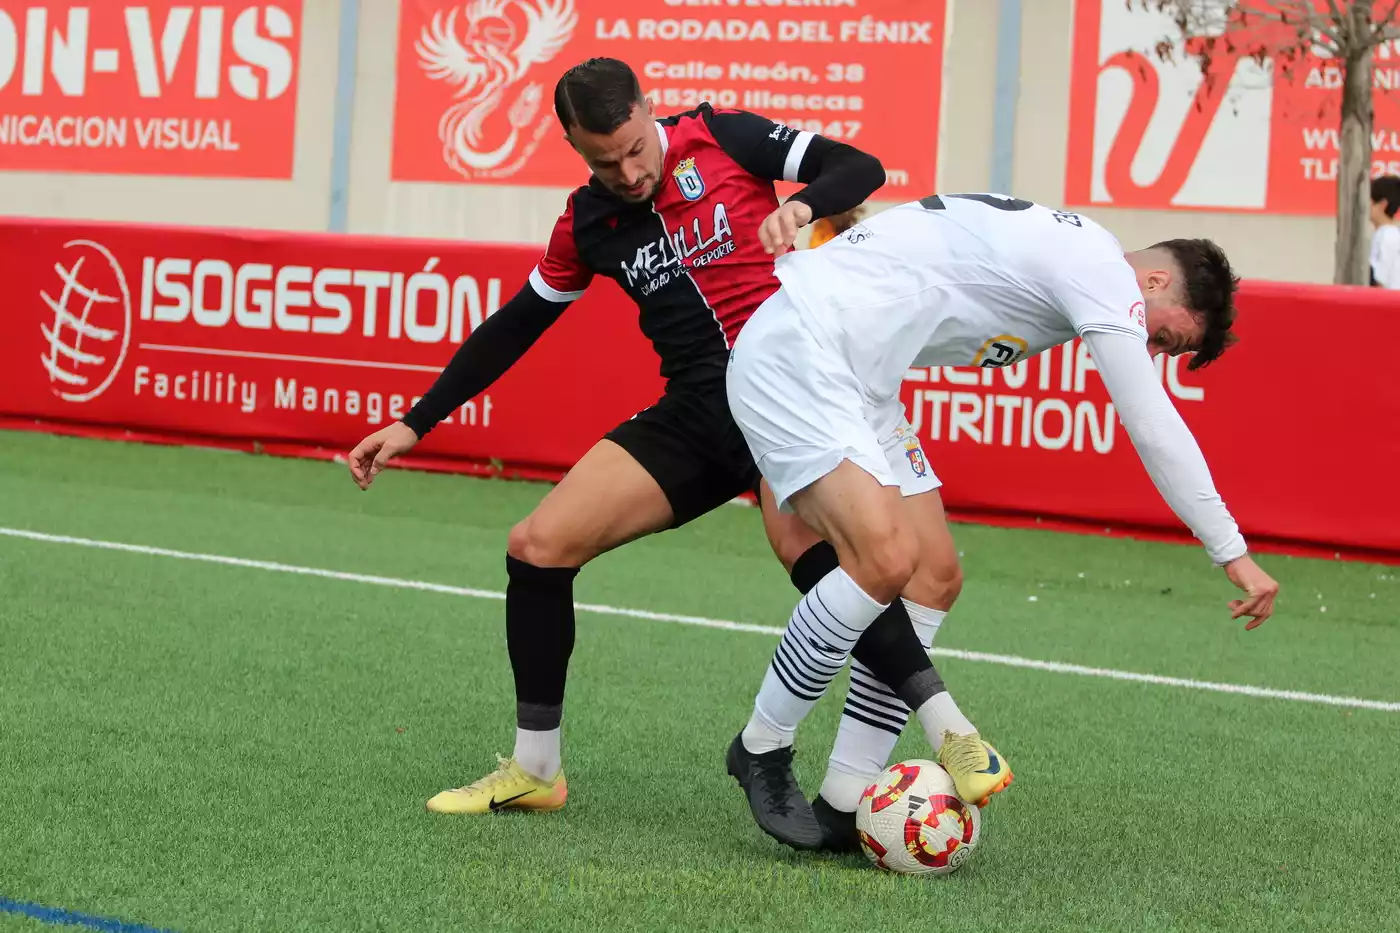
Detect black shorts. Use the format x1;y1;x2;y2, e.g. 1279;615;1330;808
604;385;760;528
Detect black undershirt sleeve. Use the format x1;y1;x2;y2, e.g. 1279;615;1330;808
783;135;886;219
706;108;885;219
400;283;568;438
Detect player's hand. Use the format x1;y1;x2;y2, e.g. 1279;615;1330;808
1222;555;1278;630
759;200;814;255
347;421;419;491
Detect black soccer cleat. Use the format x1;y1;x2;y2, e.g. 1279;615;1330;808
725;733;824;851
811;794;862;854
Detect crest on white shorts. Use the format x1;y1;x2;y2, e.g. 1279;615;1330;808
894;427;928;479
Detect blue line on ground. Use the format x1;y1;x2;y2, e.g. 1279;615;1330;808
0;898;176;933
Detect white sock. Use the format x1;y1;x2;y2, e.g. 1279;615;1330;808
513;727;561;780
902;599;945;648
820;604;947;807
917;691;977;751
742;568;888;753
902;600;975;749
819;762;874;813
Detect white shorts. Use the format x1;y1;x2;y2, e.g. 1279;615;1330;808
727;287;941;511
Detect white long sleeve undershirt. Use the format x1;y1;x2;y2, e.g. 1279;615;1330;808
1079;328;1248;566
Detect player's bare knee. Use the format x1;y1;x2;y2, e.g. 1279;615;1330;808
906;560;963;611
507;516;592;569
938;563;965;606
766;522;824;574
845;526;917;604
505;518;539;563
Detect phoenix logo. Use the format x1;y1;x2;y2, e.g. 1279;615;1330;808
416;0;577;180
39;240;133;403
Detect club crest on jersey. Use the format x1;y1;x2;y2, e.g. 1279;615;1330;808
902;433;928;478
673;157;705;201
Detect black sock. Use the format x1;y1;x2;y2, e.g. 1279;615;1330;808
853;602;946;710
789;541;839;594
505;554;580;731
790;541;946;709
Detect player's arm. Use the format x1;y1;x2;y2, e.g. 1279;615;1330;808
1079;331;1277;627
706;109;885;253
398;279;572;438
346;199;594;489
1057;263;1278;626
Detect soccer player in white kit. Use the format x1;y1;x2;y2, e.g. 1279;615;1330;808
723;193;1280;847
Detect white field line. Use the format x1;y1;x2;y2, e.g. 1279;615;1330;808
3;526;1397;713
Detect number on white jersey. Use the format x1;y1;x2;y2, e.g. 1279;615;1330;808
919;193;1035;212
919;194;1085;229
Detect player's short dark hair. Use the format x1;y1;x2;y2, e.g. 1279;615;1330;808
1152;238;1240;370
554;58;645;135
1372;175;1400;217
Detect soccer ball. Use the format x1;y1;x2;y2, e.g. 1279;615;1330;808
856;759;982;875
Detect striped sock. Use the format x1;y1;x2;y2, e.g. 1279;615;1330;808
742;568;888;754
819;602;947;811
819;660;911;810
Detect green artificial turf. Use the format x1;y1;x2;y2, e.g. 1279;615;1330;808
1;430;1396;933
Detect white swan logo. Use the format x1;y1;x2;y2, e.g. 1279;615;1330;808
39;240;133;403
416;0;577;180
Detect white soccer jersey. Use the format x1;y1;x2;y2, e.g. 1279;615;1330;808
775;194;1148;403
731;194;1247;565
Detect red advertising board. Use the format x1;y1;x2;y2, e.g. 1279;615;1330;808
0;2;302;178
390;0;944;200
1067;0;1400;214
0;217;662;474
897;282;1400;558
3;217;1399;560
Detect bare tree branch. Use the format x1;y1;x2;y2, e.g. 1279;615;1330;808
1322;0;1347;39
1373;0;1400;43
1135;1;1379;285
1141;0;1400;63
1229;0;1346;48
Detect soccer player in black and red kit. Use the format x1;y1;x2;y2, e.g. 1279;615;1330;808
348;58;981;851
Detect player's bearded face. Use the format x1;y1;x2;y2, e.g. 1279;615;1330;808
567;101;663;202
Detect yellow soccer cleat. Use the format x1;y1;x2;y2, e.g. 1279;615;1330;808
425;756;567;815
938;732;1013;807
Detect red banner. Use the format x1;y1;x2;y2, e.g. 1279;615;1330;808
390;0;944;200
0;2;302;178
0;217;662;472
3;217;1398;560
897;283;1400;557
1067;0;1400;214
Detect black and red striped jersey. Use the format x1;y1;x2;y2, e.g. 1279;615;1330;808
531;105;823;386
402;105;884;437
